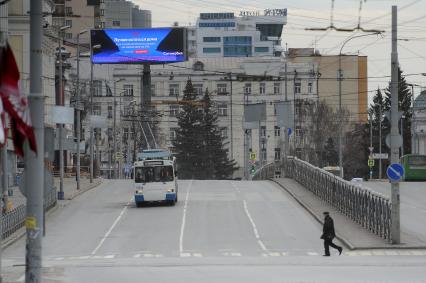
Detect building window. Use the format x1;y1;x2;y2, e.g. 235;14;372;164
244;83;251;95
217;83;227;95
295;126;303;145
123;84;134;97
274;126;280;137
93;103;101;115
217;103;228;116
100;9;104;16
274;148;281;161
193;84;203;96
295;79;301;94
65;6;72;15
261;149;267;162
65;19;72;27
169;84;179;97
169;105;180;117
203;47;221;53
308;82;313;93
112;20;120;27
65;33;73;39
260;126;266;137
107;105;113;119
193;61;204;71
100;22;105;29
274;83;280;95
220;127;228;138
259;83;265;95
93;80;102;97
255;47;269;52
169;128;178;141
151;84;156;96
203;37;221;42
123;127;129;141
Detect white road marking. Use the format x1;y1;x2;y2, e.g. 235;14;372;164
91;197;132;255
143;254;154;258
307;252;319;256
193;253;202;257
104;255;115;259
410;250;426;256
372;250;386;256
269;252;280;257
17;275;25;282
281;252;287;256
232;182;268;252
243;200;268;251
133;254;141;258
179;180;193;254
54;257;64;261
230;252;242;257
385;250;398;256
78;256;91;259
180;252;191;257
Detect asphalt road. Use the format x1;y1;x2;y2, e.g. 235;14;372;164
2;179;426;282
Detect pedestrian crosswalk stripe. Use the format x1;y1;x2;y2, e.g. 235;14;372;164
133;254;141;258
180;253;191;257
372;251;385;256
385;250;398;256
104;255;115;259
307;252;319;256
269;252;280;257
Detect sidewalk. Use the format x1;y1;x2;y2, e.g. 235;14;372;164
2;177;103;249
271;178;426;250
6;177;102;211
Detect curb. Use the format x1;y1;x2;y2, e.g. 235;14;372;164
270;179;357;250
66;179;103;200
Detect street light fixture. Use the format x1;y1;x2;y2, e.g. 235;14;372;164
337;32;382;178
75;29;87;191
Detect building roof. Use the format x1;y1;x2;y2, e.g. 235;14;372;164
414;90;426;110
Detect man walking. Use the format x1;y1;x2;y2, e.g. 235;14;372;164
321;211;343;256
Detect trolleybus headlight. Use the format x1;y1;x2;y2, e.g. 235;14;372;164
136;189;143;194
167;188;174;193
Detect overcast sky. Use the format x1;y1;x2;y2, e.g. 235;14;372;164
134;0;426;102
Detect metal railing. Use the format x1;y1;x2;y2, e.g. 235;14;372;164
253;157;392;242
2;187;57;240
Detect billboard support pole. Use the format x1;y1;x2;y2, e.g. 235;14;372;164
142;63;152;150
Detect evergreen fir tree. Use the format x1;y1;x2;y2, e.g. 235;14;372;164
200;89;238;179
173;79;204;179
383;68;412;155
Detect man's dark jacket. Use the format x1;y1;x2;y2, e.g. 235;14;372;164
321;215;336;240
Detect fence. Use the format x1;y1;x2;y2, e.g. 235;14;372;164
253;157;392;242
1;186;57;240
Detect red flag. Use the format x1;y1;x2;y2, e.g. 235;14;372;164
0;43;37;156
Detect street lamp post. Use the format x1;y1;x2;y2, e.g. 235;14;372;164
75;29;87;190
113;79;125;179
338;32;381;178
89;44;101;183
58;25;70;200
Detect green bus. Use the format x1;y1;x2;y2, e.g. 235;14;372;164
400;154;426;181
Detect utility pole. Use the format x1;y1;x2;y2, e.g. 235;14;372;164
283;59;288;162
26;0;44;281
390;5;400;244
58;32;64;200
75;30;87;190
89;49;94;183
369;112;373;180
229;73;233;160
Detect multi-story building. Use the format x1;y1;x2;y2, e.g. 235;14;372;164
188;11;287;58
100;0;151;29
112;57;318;178
287;48;368;125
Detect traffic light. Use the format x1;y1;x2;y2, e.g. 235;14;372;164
250;165;256;174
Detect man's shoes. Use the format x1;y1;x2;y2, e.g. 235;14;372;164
338;247;343;255
322;254;330;256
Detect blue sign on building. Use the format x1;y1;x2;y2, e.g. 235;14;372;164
387;163;404;182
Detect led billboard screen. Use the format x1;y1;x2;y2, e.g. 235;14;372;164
90;28;186;64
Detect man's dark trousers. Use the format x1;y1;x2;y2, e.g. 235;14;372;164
324;238;340;256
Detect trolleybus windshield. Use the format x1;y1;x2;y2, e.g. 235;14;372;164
135;166;174;183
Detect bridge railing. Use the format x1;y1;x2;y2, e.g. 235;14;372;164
254;157;392;242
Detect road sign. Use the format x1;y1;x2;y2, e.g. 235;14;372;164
287;128;292;136
368;146;374;153
115;152;123;159
387;163;404;182
372;153;388;159
385;134;402;148
368;159;375;167
249;152;256;161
